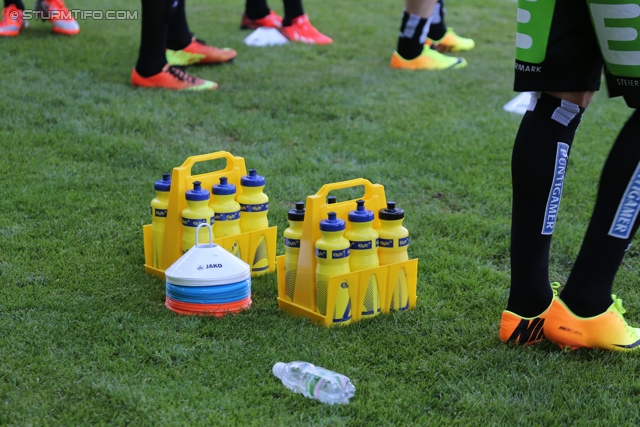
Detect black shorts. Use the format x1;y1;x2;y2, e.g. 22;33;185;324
514;0;640;108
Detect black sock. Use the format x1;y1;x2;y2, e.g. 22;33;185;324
5;0;25;10
560;109;640;317
396;10;431;60
282;0;303;26
166;0;192;51
427;0;446;40
245;0;270;20
507;92;584;317
135;0;175;78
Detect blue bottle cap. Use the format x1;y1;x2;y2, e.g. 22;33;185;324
212;176;237;195
185;181;210;201
320;211;345;232
154;172;172;192
378;201;404;220
288;201;305;221
240;168;266;187
348;199;374;223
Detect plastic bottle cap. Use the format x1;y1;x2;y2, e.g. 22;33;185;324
185;180;210;201
378;201;405;220
213;176;237;195
154;172;172;191
320;211;345;231
288;201;305;221
240;168;266;187
348;199;374;222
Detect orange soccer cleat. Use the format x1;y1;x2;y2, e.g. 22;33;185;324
240;10;282;30
166;37;237;66
131;64;217;91
34;0;80;35
281;14;332;45
544;296;640;352
0;4;27;36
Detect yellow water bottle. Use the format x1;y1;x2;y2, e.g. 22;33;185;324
238;169;270;274
345;199;380;319
211;176;242;258
283;201;305;302
181;181;215;254
315;212;351;325
238;168;269;232
378;201;409;311
150;172;171;268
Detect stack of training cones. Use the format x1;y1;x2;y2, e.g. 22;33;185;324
164;224;252;316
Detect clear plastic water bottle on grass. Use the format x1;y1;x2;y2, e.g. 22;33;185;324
272;361;355;405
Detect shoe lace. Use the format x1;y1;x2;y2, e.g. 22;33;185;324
550;282;561;298
167;66;197;84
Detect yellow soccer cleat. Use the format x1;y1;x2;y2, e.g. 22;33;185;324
544;295;640;351
427;27;475;53
390;45;466;71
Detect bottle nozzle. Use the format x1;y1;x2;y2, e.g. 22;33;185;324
328;211;337;221
327;196;337;204
386;201;396;211
249;168;257;177
219;176;228;185
295;201;305;212
356;199;365;211
193;181;202;191
162;172;171;182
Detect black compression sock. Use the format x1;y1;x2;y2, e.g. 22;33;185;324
282;0;303;26
135;0;175;78
245;0;270;20
5;0;25;10
166;0;193;51
396;10;430;60
507;92;584;317
561;109;640;317
427;0;446;40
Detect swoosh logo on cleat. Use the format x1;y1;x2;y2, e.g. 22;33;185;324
508;317;545;344
613;339;640;349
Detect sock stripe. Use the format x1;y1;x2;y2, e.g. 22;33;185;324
608;160;640;239
541;142;570;235
551;99;582;126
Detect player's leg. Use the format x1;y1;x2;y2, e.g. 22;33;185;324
501;0;600;344
280;0;332;45
426;0;475;53
390;0;466;71
544;107;640;351
0;0;26;36
132;0;216;91
165;0;236;66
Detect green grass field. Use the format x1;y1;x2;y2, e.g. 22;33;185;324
3;0;640;425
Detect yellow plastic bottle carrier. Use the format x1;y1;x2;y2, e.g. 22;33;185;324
143;151;277;279
276;178;418;327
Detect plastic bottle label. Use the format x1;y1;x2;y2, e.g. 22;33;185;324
349;240;378;250
332;249;350;259
316;248;327;259
214;211;241;221
379;238;394;248
399;237;409;247
285;238;301;248
154;209;168;218
240;202;269;212
182;217;214;227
